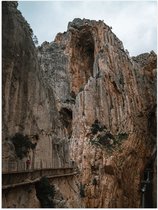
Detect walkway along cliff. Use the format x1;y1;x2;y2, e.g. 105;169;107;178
2;2;157;208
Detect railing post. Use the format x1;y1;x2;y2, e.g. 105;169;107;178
141;184;146;208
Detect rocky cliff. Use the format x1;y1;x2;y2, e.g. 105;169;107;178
2;2;157;208
2;1;71;168
2;2;79;208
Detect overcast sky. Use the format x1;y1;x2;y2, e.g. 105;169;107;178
18;1;157;56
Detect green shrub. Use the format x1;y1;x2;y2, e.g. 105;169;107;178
79;86;84;92
92;177;97;186
90;131;129;152
98;132;114;146
116;133;129;141
11;133;37;159
80;183;86;198
32;35;38;46
70;91;76;99
35;176;55;208
91;120;105;135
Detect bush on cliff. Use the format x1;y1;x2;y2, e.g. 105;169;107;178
11;133;37;159
79;183;86;198
35;176;56;208
91;120;105;134
90;131;129;151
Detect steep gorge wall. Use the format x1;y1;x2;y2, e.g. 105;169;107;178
70;21;156;208
2;2;80;208
39;18;157;208
2;1;72;170
2;2;157;208
2;176;81;208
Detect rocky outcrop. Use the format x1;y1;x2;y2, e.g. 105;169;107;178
2;185;40;208
39;18;156;208
2;2;79;208
3;2;156;208
2;1;72;170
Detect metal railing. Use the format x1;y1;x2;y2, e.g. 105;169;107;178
2;160;75;174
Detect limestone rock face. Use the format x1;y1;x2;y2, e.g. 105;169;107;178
39;18;156;208
3;2;156;208
51;177;82;208
2;1;71;169
2;2;78;208
2;185;40;208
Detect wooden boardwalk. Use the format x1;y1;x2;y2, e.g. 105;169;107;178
2;167;78;190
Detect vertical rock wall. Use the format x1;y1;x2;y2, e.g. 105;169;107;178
2;185;40;208
39;18;156;208
2;3;156;208
2;1;71;169
2;2;79;208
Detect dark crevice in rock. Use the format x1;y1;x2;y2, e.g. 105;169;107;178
70;29;94;94
78;30;94;76
147;105;157;138
104;165;114;175
59;108;72;138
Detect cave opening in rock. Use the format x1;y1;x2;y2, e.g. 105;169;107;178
78;30;94;76
71;29;94;93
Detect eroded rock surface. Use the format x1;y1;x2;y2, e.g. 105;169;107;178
2;1;72;170
3;3;156;208
39;18;156;208
2;2;79;208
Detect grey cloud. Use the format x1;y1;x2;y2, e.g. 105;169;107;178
18;1;157;56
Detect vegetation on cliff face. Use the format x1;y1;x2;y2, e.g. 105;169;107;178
35;176;56;208
90;120;129;151
91;120;105;134
79;183;86;198
2;1;157;208
11;133;37;159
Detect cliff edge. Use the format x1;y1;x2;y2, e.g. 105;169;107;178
2;3;157;208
